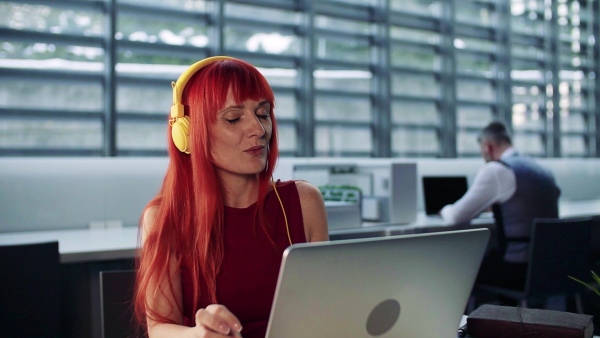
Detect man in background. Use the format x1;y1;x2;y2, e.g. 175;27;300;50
440;121;561;290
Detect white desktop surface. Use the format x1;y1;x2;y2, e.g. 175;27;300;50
1;199;598;264
351;210;495;236
0;227;139;263
1;216;483;263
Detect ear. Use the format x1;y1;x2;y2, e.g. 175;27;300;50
481;141;492;152
480;140;493;160
485;141;498;160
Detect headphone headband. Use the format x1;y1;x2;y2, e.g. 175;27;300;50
169;55;236;154
170;55;236;120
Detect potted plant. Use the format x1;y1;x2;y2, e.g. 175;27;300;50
569;271;600;297
570;271;600;335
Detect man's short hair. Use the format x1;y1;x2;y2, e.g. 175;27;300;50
477;121;512;145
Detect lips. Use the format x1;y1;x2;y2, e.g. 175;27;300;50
245;145;265;156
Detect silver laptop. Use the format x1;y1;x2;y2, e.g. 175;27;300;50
265;228;490;338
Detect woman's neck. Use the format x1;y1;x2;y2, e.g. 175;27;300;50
217;172;261;208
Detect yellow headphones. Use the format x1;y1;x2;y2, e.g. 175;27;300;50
170;56;236;154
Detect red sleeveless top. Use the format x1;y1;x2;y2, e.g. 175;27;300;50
181;180;306;338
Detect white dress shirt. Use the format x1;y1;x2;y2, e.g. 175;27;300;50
440;148;518;225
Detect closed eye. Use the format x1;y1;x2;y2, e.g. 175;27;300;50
255;104;271;120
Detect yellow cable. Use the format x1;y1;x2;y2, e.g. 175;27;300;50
272;181;292;246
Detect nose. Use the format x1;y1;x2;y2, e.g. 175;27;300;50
249;114;266;138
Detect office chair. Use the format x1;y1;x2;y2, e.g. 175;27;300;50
0;241;60;337
100;270;146;338
590;215;600;268
473;217;594;314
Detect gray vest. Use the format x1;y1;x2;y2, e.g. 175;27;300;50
493;154;561;263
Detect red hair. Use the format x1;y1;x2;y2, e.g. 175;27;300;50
134;58;279;327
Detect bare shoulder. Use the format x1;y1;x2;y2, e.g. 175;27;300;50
141;205;159;244
294;180;328;213
295;181;329;242
295;180;322;200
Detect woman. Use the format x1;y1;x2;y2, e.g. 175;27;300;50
134;56;329;338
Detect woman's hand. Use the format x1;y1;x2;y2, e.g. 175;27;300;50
193;304;243;337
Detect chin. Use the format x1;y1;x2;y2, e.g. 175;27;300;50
249;162;267;174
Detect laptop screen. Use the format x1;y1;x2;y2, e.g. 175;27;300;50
422;176;468;215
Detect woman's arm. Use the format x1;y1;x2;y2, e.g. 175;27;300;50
141;208;242;338
295;181;329;242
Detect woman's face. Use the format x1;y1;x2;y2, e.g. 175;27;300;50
209;90;272;177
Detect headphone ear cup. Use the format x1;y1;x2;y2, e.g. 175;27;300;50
171;116;191;154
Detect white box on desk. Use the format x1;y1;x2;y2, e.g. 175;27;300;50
325;202;361;230
384;162;417;224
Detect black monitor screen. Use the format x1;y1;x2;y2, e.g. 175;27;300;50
422;176;468;215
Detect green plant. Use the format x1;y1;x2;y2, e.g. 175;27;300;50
569;270;600;298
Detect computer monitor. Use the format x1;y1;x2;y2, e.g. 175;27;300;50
422;176;468;215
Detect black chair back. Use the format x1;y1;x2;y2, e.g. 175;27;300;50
590;215;600;264
526;217;593;298
100;270;145;338
0;241;60;337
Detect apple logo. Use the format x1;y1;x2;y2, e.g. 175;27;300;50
365;299;401;336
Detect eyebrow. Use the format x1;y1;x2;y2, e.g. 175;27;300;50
220;100;270;112
220;104;244;111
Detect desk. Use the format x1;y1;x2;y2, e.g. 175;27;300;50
333;199;600;242
1;199;598;263
0;227;139;263
331;211;496;240
0;215;494;263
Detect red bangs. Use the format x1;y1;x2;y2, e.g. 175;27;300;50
184;59;276;121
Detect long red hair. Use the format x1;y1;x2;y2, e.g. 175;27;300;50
134;58;279;327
